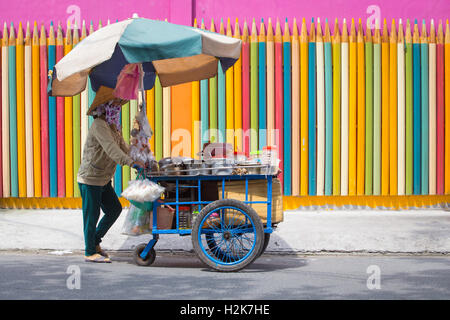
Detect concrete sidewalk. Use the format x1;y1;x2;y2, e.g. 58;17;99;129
0;207;449;254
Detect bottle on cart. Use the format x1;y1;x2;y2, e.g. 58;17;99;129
178;206;192;229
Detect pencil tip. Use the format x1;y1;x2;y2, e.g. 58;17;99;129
414;19;418;24
311;17;314;23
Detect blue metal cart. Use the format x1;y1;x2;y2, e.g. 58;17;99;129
133;173;276;272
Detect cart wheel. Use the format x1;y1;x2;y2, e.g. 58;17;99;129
206;230;271;260
191;199;264;272
133;244;156;266
258;233;271;257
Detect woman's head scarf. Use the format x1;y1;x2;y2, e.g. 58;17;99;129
91;100;122;129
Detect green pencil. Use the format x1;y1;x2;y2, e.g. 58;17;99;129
373;19;382;195
129;99;138;180
365;19;374;195
154;76;163;160
250;18;259;153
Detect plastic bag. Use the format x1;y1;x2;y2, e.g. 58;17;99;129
121;178;165;203
129;107;155;167
113;63;140;100
121;204;151;236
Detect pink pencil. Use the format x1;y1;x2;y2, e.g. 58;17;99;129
436;20;444;194
0;54;2;198
275;18;284;185
241;21;250;156
39;23;49;197
56;22;65;197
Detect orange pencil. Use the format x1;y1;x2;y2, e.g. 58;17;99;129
381;19;390;195
389;19;398;195
356;19;365;195
16;22;26;197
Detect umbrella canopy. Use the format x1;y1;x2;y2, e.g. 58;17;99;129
48;17;242;97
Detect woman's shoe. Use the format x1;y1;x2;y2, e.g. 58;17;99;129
96;245;109;258
85;253;111;263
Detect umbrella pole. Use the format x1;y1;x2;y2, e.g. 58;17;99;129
139;63;146;114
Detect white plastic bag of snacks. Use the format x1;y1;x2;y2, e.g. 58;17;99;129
121;178;165;203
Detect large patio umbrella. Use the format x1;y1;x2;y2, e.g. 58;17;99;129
48;16;242;97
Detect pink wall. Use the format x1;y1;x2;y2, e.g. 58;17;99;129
0;0;448;31
195;0;450;31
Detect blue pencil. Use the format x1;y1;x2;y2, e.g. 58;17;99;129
308;18;317;195
283;18;292;196
9;23;18;197
420;20;429;195
200;78;209;148
48;22;57;197
324;19;333;195
88;21;95;128
258;19;267;150
412;20;421;195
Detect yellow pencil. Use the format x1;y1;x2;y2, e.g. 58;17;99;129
356;18;365;195
146;85;155;152
64;21;73;197
226;18;235;147
381;19;390;195
234;18;243;151
348;18;357;196
389;19;398;195
291;18;300;196
300;18;309;196
332;18;341;195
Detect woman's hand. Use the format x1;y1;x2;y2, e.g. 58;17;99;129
132;160;146;169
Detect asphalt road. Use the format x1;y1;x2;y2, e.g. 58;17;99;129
1;251;449;300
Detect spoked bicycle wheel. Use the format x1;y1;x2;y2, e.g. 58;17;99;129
191;199;264;272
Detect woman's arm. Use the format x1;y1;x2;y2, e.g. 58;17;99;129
91;118;134;167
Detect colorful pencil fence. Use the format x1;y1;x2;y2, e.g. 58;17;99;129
0;17;449;209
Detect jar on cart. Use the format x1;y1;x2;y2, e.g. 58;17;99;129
261;146;280;175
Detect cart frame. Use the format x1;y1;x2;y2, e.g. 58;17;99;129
138;174;275;267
